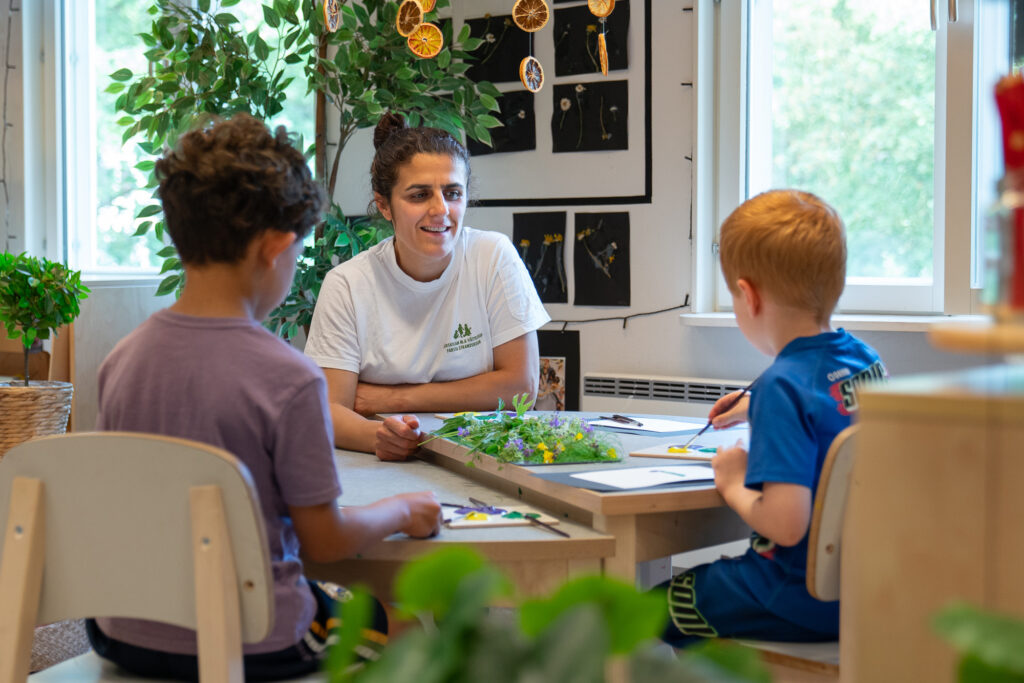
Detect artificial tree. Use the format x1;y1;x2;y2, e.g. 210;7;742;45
111;0;501;338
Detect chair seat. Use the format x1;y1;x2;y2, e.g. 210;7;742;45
733;638;839;677
30;651;328;682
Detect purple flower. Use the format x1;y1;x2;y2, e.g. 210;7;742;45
507;437;526;452
582;422;594;434
549;414;563;428
457;426;470;437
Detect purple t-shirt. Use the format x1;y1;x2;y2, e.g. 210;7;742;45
94;309;341;655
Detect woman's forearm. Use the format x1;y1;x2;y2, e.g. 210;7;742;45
329;401;379;452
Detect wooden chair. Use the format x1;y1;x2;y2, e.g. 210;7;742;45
0;432;274;683
734;424;860;680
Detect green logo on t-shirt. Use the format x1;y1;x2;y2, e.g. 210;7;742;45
445;323;482;353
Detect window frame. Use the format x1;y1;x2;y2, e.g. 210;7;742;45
693;0;985;317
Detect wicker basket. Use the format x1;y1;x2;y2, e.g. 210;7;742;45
0;381;74;458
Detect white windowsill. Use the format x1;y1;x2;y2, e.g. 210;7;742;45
680;312;992;333
82;273;164;288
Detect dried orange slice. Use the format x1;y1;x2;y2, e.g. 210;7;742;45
396;0;424;37
588;0;615;18
407;22;444;59
512;0;549;33
598;32;608;76
419;0;436;11
519;55;544;93
323;0;341;32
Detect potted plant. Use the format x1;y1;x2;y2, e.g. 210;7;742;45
0;252;90;456
325;546;772;683
110;0;502;339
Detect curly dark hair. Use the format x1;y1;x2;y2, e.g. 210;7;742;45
368;112;471;214
155;113;325;265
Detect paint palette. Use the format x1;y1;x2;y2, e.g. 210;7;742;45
628;442;718;461
443;505;560;529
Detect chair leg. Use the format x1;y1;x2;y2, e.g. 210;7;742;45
0;478;46;683
190;485;243;683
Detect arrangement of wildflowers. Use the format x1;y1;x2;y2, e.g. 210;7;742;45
422;394;621;465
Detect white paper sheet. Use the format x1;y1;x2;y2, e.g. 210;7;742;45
570;465;714;490
589;417;706;433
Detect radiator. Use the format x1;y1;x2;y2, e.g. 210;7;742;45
581;373;749;418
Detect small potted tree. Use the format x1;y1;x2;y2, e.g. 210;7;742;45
0;252;90;456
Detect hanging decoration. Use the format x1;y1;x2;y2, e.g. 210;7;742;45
323;0;341;32
588;0;614;76
398;0;444;59
512;0;549;93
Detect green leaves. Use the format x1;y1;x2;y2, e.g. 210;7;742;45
113;0;502;336
935;602;1024;681
0;253;90;386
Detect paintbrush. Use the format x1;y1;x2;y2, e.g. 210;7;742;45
676;383;754;452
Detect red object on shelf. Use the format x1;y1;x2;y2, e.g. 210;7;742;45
995;74;1024;315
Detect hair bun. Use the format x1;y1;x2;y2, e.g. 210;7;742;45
373;112;407;150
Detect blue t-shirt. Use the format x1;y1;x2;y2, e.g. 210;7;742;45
737;328;885;632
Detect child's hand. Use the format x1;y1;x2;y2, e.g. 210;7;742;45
375;415;422;461
709;391;749;429
396;491;443;538
711;441;748;496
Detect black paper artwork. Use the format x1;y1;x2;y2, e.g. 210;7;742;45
465;14;531;84
553;1;630;77
513;211;568;303
573;212;630;306
551;80;627;153
537;330;580;412
467;90;536;156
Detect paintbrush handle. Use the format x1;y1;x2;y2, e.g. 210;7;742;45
681;385;753;450
529;515;570;538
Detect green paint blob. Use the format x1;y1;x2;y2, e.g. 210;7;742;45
525;513;540;519
503;511;524;519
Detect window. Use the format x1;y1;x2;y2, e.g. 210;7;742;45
697;0;1019;315
61;1;314;274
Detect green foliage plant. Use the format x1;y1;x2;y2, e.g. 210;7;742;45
421;394;623;465
935;602;1024;681
0;253;90;387
110;0;501;335
325;546;771;683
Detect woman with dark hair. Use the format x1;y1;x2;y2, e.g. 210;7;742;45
305;112;549;460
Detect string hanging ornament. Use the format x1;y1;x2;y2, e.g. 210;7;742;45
396;0;444;59
588;0;614;76
511;0;549;92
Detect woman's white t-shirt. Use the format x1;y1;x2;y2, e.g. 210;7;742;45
304;227;550;384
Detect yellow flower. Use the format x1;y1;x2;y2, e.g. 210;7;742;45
519;239;531;247
537;442;549;451
587;24;597;32
543;450;555;463
557;441;565;451
575;432;584;440
608;448;617;458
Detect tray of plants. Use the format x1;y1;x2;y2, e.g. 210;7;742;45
419;395;621;466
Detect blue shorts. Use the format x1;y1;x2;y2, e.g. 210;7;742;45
87;580;388;681
658;553;838;649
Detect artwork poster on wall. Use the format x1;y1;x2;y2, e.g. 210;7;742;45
512;211;568;303
551;79;628;153
467;90;537;156
553;1;630;77
536;330;581;412
464;13;531;85
574;211;630;306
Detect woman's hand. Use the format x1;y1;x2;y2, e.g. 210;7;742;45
709;391;749;429
375;414;422;461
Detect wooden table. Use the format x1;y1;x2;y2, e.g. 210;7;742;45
303;449;616;601
414;414;751;585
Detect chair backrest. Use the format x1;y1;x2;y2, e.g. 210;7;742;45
0;432;273;639
805;424;859;602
